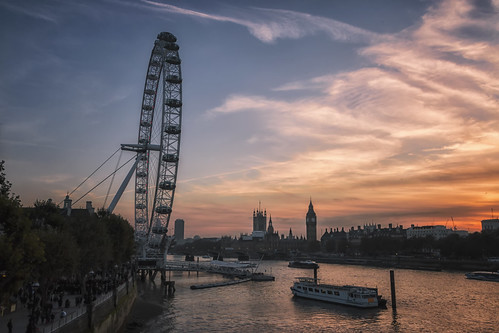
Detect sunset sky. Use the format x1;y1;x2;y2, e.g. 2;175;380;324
1;0;498;237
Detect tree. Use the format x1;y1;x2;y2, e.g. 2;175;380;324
69;214;112;276
36;229;78;303
30;199;65;230
101;213;135;265
0;161;45;305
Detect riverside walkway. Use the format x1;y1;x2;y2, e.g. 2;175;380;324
0;281;130;333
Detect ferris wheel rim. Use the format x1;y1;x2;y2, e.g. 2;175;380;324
134;32;182;257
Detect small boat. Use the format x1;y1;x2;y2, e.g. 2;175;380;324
465;271;499;282
288;260;319;269
290;277;386;308
185;254;195;261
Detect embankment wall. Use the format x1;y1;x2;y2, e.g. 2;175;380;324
58;281;136;333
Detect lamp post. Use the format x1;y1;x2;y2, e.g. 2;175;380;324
112;265;119;307
27;282;39;333
85;271;95;330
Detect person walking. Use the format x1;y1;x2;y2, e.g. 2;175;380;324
7;318;13;333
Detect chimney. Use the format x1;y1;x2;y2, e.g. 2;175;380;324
86;201;95;215
63;195;72;216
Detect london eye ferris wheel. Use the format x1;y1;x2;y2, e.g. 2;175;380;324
119;32;182;261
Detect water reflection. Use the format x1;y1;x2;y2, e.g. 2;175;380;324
391;309;401;332
125;261;499;332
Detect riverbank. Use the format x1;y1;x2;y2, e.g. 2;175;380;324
309;254;499;272
119;285;163;333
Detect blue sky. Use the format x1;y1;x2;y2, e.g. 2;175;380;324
1;0;498;237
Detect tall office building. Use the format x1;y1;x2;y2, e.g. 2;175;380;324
306;199;317;242
174;219;185;241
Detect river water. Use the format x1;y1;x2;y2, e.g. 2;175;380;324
131;258;498;332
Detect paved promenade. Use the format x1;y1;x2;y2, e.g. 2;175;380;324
0;289;124;333
0;293;90;333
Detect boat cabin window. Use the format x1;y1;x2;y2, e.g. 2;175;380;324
314;288;320;293
321;289;326;294
297;286;302;289
308;288;314;292
334;291;340;296
327;290;332;295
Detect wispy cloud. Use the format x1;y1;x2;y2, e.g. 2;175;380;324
0;2;59;24
200;0;499;229
141;0;378;43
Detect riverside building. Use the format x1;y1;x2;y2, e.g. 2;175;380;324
406;224;468;239
481;218;499;231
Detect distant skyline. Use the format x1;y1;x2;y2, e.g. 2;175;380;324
1;0;498;237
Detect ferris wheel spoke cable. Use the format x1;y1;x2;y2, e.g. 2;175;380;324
72;155;135;207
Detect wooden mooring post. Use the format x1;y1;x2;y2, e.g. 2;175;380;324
390;270;397;309
164;281;175;296
163;269;175;296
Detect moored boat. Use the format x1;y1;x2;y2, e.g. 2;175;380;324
288;260;319;269
465;271;499;282
290;277;386;308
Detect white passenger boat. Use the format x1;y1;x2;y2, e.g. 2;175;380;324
288;260;319;269
290;277;386;308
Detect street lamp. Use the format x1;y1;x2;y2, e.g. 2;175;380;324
27;282;39;333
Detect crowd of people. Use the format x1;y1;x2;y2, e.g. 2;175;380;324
15;265;132;333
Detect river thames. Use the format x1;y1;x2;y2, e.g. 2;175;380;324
125;259;499;332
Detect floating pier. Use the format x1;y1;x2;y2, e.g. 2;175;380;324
190;278;252;290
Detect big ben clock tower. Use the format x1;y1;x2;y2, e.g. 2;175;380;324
306;199;317;242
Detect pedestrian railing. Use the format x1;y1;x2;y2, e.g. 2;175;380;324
40;277;133;333
41;305;86;333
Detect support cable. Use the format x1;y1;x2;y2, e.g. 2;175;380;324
72;155;135;207
60;147;121;205
103;149;123;209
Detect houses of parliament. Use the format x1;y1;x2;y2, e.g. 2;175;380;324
244;199;317;243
